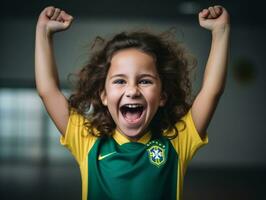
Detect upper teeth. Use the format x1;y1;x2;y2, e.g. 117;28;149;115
124;104;142;108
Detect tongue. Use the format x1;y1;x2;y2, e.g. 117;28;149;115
125;111;142;122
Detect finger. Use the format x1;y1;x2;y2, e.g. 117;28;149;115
56;11;64;22
208;6;218;18
56;11;74;28
45;6;55;18
199;9;209;19
214;5;222;15
50;8;61;20
60;11;74;22
56;10;64;22
56;14;64;23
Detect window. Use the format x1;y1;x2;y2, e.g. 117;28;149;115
0;89;71;164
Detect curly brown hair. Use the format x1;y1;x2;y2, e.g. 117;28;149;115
68;29;196;139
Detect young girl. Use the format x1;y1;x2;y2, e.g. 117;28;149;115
35;5;230;200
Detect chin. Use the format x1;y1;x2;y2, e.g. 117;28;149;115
118;126;147;139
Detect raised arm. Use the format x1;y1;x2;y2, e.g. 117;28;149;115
35;6;74;135
191;5;230;139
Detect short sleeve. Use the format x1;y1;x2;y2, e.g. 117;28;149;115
60;109;97;164
170;109;208;163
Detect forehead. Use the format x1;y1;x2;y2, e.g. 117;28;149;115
108;48;158;76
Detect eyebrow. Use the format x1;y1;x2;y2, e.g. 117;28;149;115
110;74;158;80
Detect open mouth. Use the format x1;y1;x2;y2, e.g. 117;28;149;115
120;104;145;123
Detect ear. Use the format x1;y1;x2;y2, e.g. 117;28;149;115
100;90;108;106
159;92;167;107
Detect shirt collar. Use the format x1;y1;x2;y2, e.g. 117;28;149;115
113;129;151;145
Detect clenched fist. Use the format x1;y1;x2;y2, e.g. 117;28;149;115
36;6;74;35
198;5;230;32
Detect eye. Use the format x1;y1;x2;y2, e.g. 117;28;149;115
113;79;126;84
139;79;153;84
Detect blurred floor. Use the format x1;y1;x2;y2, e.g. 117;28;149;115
0;162;265;200
184;167;265;200
0;162;81;200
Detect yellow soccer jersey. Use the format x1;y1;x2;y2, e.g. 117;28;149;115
60;109;208;200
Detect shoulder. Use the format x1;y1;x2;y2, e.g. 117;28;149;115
167;109;208;156
60;108;99;163
67;108;100;136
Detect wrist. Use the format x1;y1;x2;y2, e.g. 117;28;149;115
212;24;230;37
36;23;53;40
36;26;53;41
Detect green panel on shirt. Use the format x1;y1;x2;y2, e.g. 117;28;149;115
88;135;178;200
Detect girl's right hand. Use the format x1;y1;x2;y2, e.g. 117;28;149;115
37;6;74;36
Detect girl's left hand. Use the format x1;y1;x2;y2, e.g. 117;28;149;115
198;5;230;32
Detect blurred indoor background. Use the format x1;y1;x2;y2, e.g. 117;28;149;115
0;0;265;199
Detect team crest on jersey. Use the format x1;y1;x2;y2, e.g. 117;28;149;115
146;140;166;167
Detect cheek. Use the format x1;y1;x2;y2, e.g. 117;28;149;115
106;87;122;103
145;88;162;107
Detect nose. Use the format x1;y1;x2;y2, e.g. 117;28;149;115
125;84;141;98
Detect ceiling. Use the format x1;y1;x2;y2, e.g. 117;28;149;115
1;0;264;27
